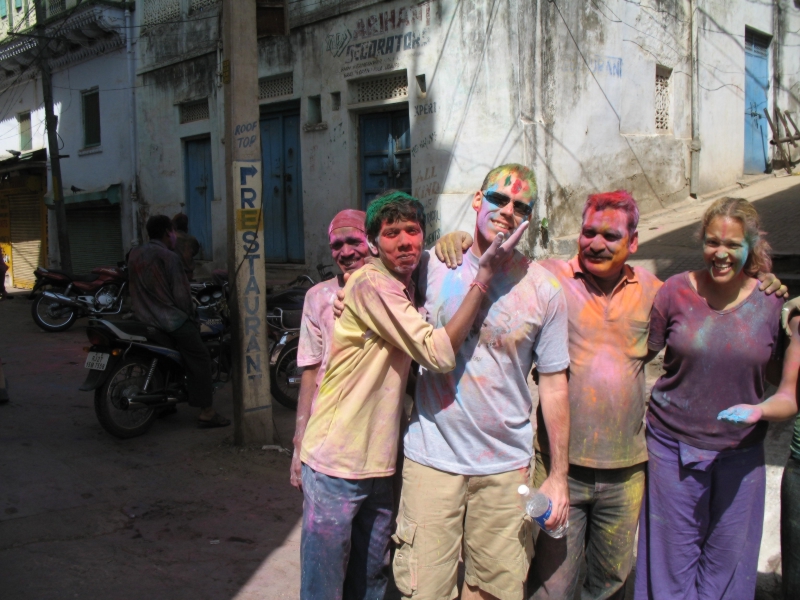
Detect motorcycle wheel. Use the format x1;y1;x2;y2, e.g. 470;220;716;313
271;338;299;411
31;288;79;332
94;357;161;439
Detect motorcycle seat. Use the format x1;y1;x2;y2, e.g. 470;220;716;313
106;320;177;350
47;269;97;282
266;287;306;311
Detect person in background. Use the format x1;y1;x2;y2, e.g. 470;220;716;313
128;215;229;428
0;245;12;300
298;191;526;600
290;209;369;490
635;197;798;600
172;213;201;281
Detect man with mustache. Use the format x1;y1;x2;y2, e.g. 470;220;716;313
394;164;571;600
435;190;787;600
298;191;525;600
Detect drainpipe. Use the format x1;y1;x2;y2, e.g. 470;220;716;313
125;8;140;244
689;0;701;197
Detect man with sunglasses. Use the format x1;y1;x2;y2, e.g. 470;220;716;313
393;164;570;600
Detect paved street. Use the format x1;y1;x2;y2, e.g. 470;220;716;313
1;174;799;599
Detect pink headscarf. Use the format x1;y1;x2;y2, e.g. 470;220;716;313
328;209;366;237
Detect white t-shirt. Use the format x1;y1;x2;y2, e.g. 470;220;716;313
404;249;570;476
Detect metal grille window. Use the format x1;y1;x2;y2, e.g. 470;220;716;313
179;99;210;124
190;0;218;11
745;29;770;58
143;0;180;27
18;111;31;151
48;0;65;16
82;90;101;147
354;74;408;104
259;74;293;100
655;67;671;131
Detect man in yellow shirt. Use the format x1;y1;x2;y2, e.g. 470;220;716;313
299;190;527;600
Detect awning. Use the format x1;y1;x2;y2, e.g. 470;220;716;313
0;148;48;175
44;183;121;207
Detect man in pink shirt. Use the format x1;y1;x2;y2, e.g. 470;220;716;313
290;209;370;490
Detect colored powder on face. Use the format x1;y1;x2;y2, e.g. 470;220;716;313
505;175;512;186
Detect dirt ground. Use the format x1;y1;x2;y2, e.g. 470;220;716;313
0;295;305;599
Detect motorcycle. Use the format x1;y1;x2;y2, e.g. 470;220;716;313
267;264;335;411
80;280;231;439
30;264;129;332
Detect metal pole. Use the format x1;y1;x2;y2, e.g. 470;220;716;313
34;0;72;273
222;0;273;444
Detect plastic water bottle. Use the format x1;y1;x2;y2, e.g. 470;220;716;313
518;484;568;539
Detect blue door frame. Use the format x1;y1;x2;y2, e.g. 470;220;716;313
360;110;412;209
184;138;214;260
261;109;304;263
744;29;771;174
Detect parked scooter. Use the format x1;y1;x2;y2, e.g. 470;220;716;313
30;264;129;332
81;280;230;439
267;264;334;410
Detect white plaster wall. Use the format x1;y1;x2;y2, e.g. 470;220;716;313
539;0;693;238
0;45;135;260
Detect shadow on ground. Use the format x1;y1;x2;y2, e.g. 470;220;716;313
0;293;304;599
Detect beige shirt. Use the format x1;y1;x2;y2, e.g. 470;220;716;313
300;257;457;479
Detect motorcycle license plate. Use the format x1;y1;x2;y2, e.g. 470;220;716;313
84;352;110;370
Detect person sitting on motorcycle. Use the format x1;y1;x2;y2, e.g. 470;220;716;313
128;215;230;428
171;213;201;281
290;209;369;490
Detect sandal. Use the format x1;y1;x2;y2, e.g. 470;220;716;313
197;413;231;428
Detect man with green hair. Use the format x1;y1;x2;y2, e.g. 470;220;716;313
298;190;527;600
393;164;570;600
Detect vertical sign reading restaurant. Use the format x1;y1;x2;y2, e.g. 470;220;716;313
223;0;272;444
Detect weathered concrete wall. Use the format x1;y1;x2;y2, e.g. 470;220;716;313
135;6;226;277
259;0;533;269
538;0;692;240
134;0;800;272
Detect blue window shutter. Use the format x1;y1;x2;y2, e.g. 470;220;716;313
1;2;8;18
14;0;20;9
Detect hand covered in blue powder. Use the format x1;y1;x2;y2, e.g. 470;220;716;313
717;405;763;426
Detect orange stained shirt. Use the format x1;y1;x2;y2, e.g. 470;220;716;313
300;257;457;479
536;256;663;469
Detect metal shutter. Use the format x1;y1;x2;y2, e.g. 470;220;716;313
8;191;43;289
66;206;123;274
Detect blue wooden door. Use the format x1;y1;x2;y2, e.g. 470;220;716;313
744;30;770;174
184;138;214;260
360;110;412;209
261;111;304;263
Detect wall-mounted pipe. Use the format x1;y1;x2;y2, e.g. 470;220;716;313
125;8;139;244
689;0;700;197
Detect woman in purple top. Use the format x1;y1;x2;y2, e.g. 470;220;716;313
634;197;798;600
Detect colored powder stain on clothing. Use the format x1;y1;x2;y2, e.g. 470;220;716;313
536;257;663;470
405;250;570;476
301;257;456;480
647;272;782;451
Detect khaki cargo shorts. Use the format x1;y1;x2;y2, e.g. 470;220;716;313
392;458;533;600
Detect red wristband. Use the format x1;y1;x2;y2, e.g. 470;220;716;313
470;280;489;294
